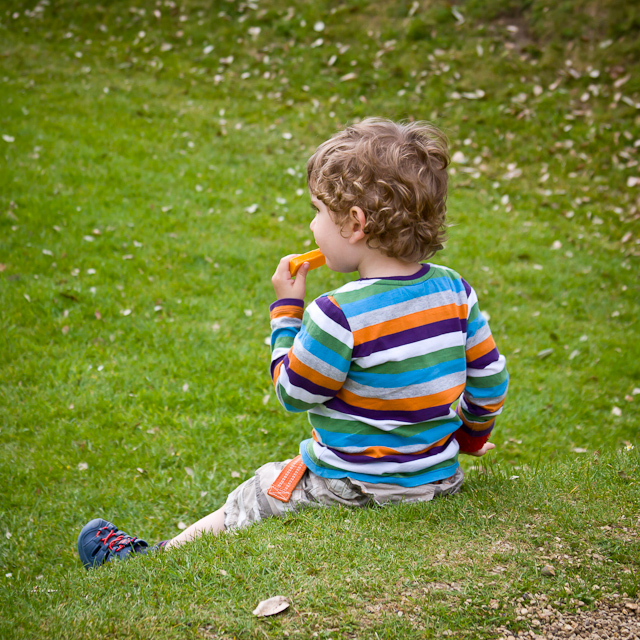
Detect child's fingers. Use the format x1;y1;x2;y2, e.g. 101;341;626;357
461;441;496;457
286;262;309;299
475;442;496;457
273;255;298;281
294;261;311;280
272;255;309;300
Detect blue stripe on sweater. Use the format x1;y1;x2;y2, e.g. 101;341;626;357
312;422;459;450
271;327;298;348
348;358;466;388
296;328;351;373
340;275;466;318
465;379;509;399
300;446;460;487
466;315;486;339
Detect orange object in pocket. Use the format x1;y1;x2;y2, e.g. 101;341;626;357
289;249;326;277
267;455;308;502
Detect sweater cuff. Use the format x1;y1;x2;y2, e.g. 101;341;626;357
454;427;490;453
455;404;492;453
270;298;304;320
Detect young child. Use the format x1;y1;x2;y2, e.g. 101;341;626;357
77;118;508;568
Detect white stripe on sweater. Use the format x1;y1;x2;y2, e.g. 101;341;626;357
305;300;354;347
342;370;465;400
354;332;464;368
311;438;459;475
277;365;333;406
309;404;460;430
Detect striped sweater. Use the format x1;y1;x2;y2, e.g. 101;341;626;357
269;263;508;487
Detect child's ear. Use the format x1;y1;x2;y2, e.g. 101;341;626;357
347;206;367;244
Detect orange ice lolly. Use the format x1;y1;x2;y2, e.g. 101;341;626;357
289;249;326;276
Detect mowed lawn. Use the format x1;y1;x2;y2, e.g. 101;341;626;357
0;0;639;638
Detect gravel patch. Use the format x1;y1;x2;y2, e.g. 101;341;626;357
497;594;639;639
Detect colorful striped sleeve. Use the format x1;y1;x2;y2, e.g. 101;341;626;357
455;280;509;452
270;295;353;413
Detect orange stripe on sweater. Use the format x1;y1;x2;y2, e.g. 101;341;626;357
459;411;496;432
336;384;465;412
312;429;450;458
354;433;451;458
353;304;467;345
272;360;284;385
466;334;496;363
478;399;505;413
270;305;304;320
287;352;344;392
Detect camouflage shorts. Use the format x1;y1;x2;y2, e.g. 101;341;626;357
223;460;464;530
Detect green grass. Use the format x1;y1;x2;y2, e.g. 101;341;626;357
1;0;639;638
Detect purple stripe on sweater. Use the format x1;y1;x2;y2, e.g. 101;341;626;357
461;277;473;298
463;401;499;417
269;298;304;312
458;423;494;438
284;354;338;398
270;353;287;379
316;295;350;331
468;347;500;370
353;317;465;358
326;396;451;422
328;435;454;464
359;263;431;282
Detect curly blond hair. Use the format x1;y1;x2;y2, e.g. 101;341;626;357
307;118;450;262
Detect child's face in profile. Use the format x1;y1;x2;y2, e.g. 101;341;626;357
309;194;360;274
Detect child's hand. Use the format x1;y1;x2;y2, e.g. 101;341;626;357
461;442;496;457
272;255;311;300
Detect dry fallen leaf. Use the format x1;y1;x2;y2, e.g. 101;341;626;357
541;565;556;577
252;596;290;618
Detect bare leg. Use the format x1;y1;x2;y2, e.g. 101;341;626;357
164;506;226;550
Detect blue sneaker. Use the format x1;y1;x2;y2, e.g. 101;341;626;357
77;518;149;569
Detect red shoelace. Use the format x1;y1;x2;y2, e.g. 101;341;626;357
96;526;137;553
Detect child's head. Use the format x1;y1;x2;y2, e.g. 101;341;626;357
307;118;450;262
